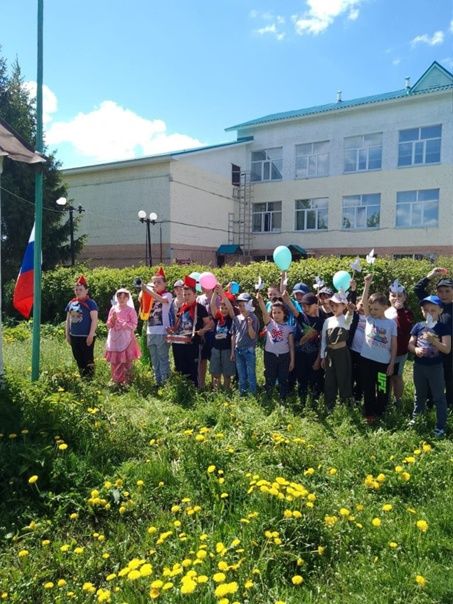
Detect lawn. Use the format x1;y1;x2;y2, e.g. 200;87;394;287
0;326;452;603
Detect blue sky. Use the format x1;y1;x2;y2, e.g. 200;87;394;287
1;0;452;168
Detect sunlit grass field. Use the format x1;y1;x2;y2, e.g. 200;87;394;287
1;327;452;603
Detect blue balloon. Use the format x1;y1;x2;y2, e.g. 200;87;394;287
230;281;240;295
273;246;292;271
332;270;351;292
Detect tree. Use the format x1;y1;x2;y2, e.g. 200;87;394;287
0;52;83;286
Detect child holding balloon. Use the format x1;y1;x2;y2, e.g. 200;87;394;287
197;272;218;389
209;285;236;390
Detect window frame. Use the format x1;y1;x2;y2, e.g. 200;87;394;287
397;125;442;167
395;189;439;229
294;198;328;231
343;132;383;173
252;201;282;233
295;141;329;178
342;193;381;230
250;147;283;182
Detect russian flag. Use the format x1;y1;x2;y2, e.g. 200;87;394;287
13;225;35;319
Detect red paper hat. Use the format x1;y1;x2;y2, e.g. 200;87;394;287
225;291;236;303
75;275;88;287
155;266;166;279
183;275;197;289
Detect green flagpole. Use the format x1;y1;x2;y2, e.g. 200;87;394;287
31;0;44;381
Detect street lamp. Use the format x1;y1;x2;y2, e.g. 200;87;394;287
138;210;158;266
56;197;84;266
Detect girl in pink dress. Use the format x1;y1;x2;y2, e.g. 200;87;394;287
105;288;141;385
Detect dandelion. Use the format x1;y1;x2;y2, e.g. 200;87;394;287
151;580;164;589
58;443;68;451
60;544;70;552
371;518;382;527
415;575;427;587
328;468;337;475
416;520;428;533
82;582;96;593
41;540;50;546
136;480;144;487
388;542;398;549
74;546;84;555
324;515;338;527
220;492;229;499
382;504;393;512
339;508;351;517
106;574;117;581
43;582;54;589
304;468;315;476
244;579;254;589
69;513;78;520
401;472;411;482
291;575;304;585
180;578;197;594
213;572;227;583
422;443;432;453
207;465;216;473
28;475;38;485
317;545;326;556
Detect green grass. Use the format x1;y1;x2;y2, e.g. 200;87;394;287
0;328;452;603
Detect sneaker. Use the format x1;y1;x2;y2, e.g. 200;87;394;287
407;418;416;427
433;428;446;438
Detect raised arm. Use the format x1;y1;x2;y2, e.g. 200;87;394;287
362;274;373;316
256;291;271;325
281;290;300;318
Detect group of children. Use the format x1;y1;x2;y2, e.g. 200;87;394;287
65;266;452;436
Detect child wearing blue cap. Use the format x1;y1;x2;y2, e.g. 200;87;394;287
408;295;451;437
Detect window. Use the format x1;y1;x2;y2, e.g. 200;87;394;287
398;125;441;167
395;189;439;228
251;148;282;182
295;198;328;231
344;133;382;172
342;194;380;229
252;202;282;232
295;141;329;178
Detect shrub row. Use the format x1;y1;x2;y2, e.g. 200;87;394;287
4;256;453;324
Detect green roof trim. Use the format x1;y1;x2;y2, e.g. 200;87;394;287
217;244;243;255
288;244;307;256
226;62;453;133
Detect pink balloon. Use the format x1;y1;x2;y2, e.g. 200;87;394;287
199;271;217;290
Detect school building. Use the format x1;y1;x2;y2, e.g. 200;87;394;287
63;61;453;267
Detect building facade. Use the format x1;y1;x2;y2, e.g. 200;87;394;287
64;62;453;267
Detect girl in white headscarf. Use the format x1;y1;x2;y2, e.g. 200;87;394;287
105;288;141;386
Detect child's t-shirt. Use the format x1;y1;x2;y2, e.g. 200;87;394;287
232;313;259;349
212;315;233;351
147;292;173;335
264;319;293;355
350;313;366;353
411;321;449;365
295;312;324;354
65;298;98;337
360;316;397;364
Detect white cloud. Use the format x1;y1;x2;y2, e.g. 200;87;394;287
23;81;58;125
45;100;204;162
251;10;286;39
255;23;286;40
450;20;453;33
411;30;444;47
392;58;401;66
292;0;364;36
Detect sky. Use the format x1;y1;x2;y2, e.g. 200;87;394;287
1;0;452;169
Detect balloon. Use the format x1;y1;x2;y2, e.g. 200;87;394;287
189;271;202;293
273;246;292;271
230;281;240;295
199;271;217;290
332;270;351;292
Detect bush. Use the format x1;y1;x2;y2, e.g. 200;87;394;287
4;256;453;323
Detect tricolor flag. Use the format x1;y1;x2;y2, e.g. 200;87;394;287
13;225;35;319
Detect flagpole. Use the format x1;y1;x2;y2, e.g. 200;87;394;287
0;157;4;382
31;0;44;381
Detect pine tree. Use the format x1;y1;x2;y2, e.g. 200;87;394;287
0;53;83;285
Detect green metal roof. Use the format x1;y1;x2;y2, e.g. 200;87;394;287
288;244;307;256
226;62;453;133
217;244;243;255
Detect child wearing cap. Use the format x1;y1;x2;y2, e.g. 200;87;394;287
408;295;451;437
414;267;453;408
65;276;98;378
231;293;259;395
320;292;353;409
141;268;173;386
209;284;236;390
105;288;141;386
360;274;397;422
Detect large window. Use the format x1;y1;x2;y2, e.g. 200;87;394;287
252;202;282;232
344;133;382;172
398;125;441;167
295;198;328;231
251;148;283;182
342;194;380;229
295;141;329;178
396;189;439;228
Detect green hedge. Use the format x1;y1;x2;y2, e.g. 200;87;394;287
4;256;453;324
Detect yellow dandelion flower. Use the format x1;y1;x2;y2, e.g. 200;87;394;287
371;518;382;527
207;465;216;473
291;575;304;585
28;475;38;485
382;504;393;512
197;575;208;584
82;582;96;593
140;564;153;577
388;542;398;549
244;579;254;589
57;579;67;587
324;515;338;527
58;443;68;451
127;570;141;581
304;468;315;476
328;468;337;475
136;480;144;487
18;549;29;558
416;520;428;533
74;546;84;555
60;544;70;552
69;513;78;520
213;572;226;583
106;574;116;582
43;582;54;589
422;443;432;453
41;540;50;546
401;472;411;482
339;508;350;517
415;575;427;587
180;579;197;594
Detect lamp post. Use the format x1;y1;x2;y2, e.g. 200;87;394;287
138;210;158;266
56;197;84;266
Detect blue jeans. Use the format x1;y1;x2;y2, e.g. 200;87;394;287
147;334;171;385
235;347;257;395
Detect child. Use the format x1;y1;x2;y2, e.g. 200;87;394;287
197;285;216;389
231;293;259;396
142;268;173;386
385;280;414;406
257;292;295;401
347;297;366;403
282;291;325;404
105;288;141;385
360;274;397;422
166;276;213;387
318;286;334;317
320;292;353;408
209;285;236;390
408;295;451;437
65;275;98;378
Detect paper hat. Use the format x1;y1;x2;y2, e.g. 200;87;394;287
389;279;405;294
183;275;197;289
155;266;166;279
75;275;88;287
173;279;184;288
329;292;348;304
